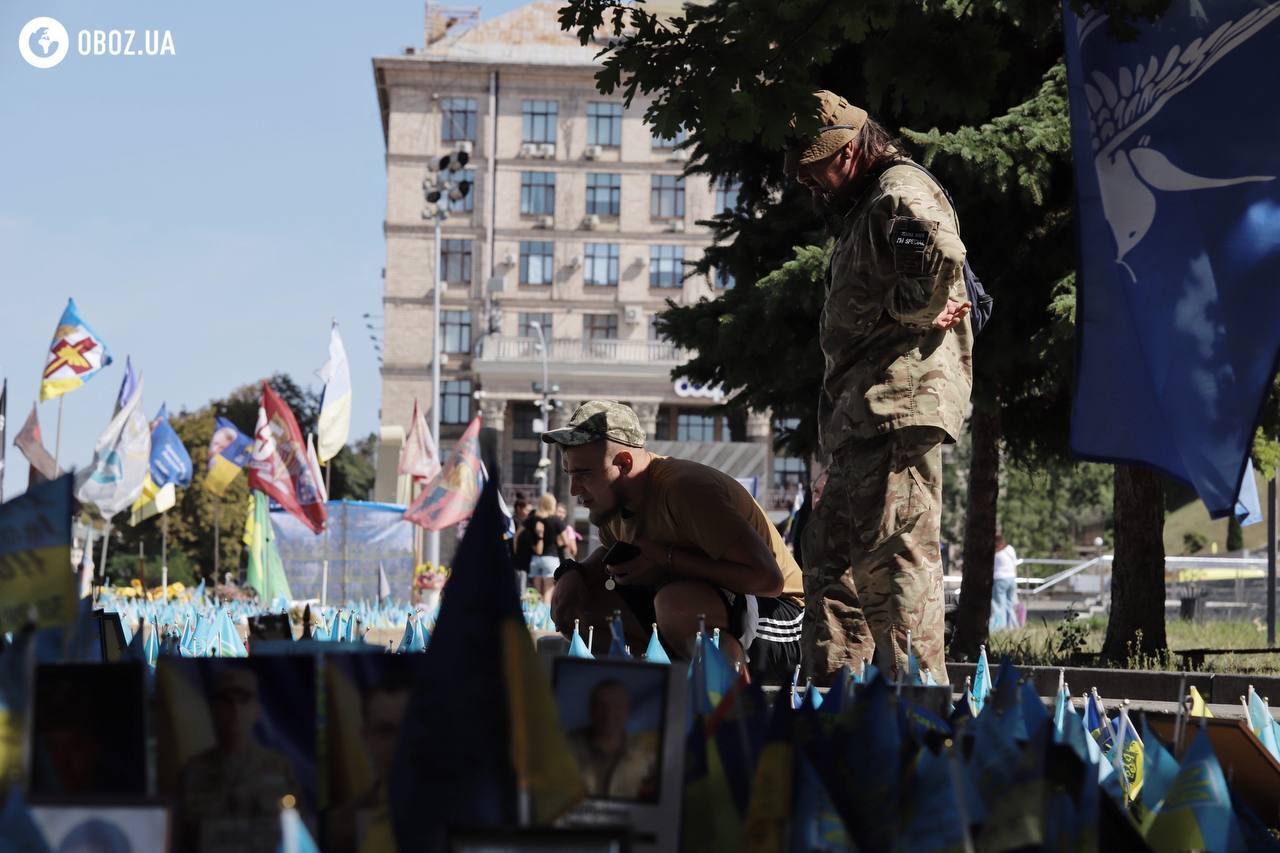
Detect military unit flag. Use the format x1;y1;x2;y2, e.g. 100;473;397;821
248;382;327;534
75;373;150;520
403;415;484;531
39;298;112;402
13;405;59;487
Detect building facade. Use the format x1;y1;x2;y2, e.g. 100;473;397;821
372;2;801;549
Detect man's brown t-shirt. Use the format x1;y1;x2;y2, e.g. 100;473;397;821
597;456;804;602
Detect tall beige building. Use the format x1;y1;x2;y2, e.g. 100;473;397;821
371;2;800;547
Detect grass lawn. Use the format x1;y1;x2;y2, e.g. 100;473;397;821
983;615;1280;674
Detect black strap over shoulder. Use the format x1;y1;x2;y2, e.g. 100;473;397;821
871;159;993;335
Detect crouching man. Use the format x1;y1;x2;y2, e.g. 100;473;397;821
544;400;804;685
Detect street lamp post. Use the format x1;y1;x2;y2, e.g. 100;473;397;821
529;321;552;496
424;149;471;567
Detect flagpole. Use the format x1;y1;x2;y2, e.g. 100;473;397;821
430;212;443;569
99;520;112;585
213;498;220;580
53;396;64;469
161;512;169;595
321;463;332;608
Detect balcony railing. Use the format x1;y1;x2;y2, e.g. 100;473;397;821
477;336;685;364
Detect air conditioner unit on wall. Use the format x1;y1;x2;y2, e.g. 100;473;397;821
668;148;689;162
667;219;685;233
457;140;473;154
538;143;556;158
584;144;602;160
623;306;642;324
538;214;554;229
519;142;537;158
584;214;600;231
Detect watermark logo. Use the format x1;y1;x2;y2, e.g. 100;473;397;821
18;17;69;69
17;17;176;68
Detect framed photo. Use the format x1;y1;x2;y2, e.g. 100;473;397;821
449;827;630;853
30;662;147;797
323;654;426;852
29;801;171;853
155;657;317;853
551;658;685;853
95;610;127;663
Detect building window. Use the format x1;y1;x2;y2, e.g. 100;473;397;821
651;126;687;150
441;239;472;285
650;175;685;218
655;407;672;440
648;315;665;341
520;241;554;285
585;173;622;216
521;100;558;144
584;243;620;287
773;455;808;488
513;404;540;439
441;310;471;354
440;97;476;143
676;411;716;442
714;267;735;290
587;102;623;147
650;245;685;288
715;180;741;214
441;379;472;424
583;313;618;340
518;312;552;338
511;449;542;485
520;171;556;216
448;169;475;214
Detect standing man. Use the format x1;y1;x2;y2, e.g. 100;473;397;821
544;401;805;685
787;91;973;683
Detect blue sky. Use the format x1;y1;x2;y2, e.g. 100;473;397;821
0;0;528;493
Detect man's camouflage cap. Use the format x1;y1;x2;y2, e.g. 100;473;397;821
783;90;869;176
540;400;646;448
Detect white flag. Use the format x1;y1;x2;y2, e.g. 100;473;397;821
316;322;351;463
306;433;329;504
76;376;151;519
397;400;441;482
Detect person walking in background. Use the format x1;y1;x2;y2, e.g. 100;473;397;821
990;533;1019;631
557;502;580;559
528;493;568;604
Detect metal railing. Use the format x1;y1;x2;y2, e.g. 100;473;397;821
476;335;686;364
943;554;1272;597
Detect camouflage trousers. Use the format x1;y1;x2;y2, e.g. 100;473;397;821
800;426;947;685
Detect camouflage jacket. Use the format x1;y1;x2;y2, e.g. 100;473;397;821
818;161;974;452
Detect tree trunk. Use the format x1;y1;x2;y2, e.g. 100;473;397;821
950;408;1002;661
1101;464;1168;662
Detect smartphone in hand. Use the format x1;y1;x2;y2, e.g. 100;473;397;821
603;540;642;566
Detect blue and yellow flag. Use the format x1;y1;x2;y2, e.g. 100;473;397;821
643;623;669;664
390;480;583;847
1085;691;1113;753
204;416;251;497
566;620;593;658
1145;725;1245;852
39;298;112;401
971;645;992;714
0;475;76;629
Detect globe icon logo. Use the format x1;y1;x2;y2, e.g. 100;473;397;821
17;17;69;69
31;28;57;57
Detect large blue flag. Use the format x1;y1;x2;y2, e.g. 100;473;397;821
1063;3;1280;516
150;404;192;487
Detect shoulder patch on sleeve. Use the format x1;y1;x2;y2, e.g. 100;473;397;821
890;216;937;275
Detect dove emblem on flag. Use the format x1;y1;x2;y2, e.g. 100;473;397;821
1078;5;1280;281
